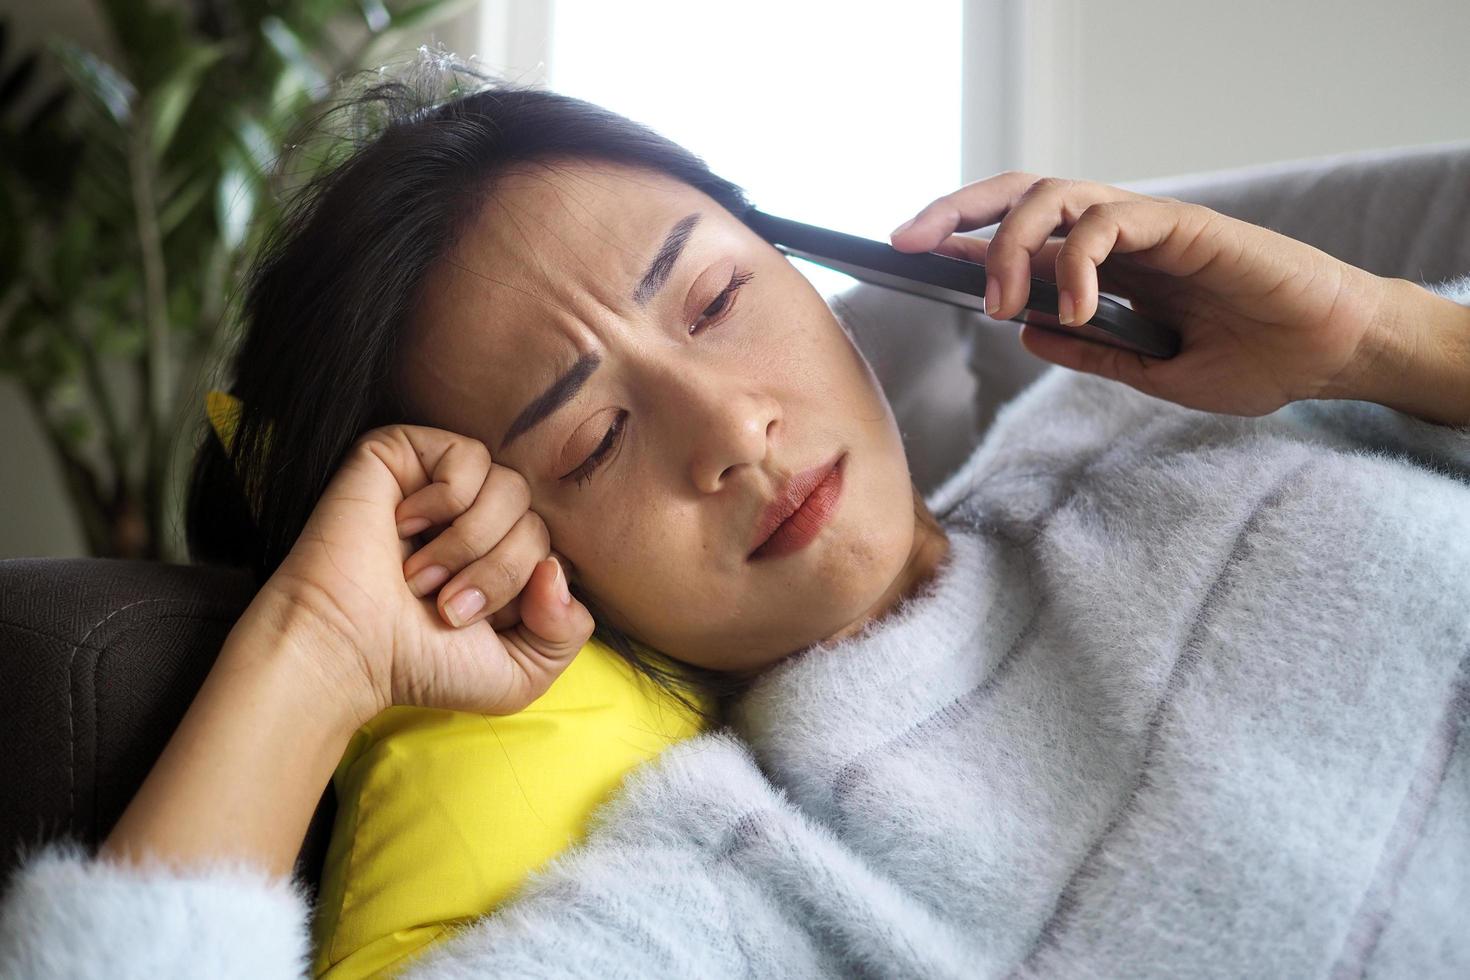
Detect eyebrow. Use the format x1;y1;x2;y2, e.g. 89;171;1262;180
632;212;701;306
498;212;703;454
498;351;601;453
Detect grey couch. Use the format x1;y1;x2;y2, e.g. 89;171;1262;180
4;138;1468;895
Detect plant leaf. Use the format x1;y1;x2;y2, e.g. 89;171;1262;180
216;158;254;251
261;17;327;93
385;0;476;34
229;110;277;175
54;210;94;297
149;43;227;159
50;40;135;127
359;0;392;33
158;172;211;235
361;0;477;65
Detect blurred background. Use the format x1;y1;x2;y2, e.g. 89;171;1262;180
2;0;1467;559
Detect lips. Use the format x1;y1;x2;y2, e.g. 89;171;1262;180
746;452;852;558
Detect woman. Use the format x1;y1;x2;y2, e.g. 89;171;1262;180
3;58;1468;978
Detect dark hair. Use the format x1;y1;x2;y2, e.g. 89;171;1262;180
185;54;754;720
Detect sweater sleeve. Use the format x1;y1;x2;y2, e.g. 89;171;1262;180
0;842;313;980
1272;272;1470;480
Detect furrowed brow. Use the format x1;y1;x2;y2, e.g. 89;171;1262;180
632;212;701;306
498;351;602;453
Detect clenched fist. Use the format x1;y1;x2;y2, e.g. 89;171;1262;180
259;424;596;722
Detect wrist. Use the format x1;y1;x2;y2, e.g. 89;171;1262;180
101;587;378;876
226;585;387;738
1339;275;1470;427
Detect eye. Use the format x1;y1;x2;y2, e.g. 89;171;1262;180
560;410;628;489
689;270;754;335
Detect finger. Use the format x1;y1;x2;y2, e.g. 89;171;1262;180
402;465;531;590
481;552;570;630
938;235;1134;322
935;234;1055;318
335;425;495;542
547;547;578;584
487;593;523;631
1017;322;1156;393
930;234;991;263
433;509;551;627
377;425;492;501
497;556;597;706
1053;200;1203;326
889;171;1040;252
934;234;1065;273
486;549;576;632
396;482;475;537
396;458;523;537
912;176;1159;323
984;177;1136;322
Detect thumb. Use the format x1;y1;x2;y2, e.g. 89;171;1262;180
498;554;596;682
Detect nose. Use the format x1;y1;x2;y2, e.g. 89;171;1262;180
685;384;781;495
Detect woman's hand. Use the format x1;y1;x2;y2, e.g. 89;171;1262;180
260;424;596;725
890;172;1396;416
101;426;596;875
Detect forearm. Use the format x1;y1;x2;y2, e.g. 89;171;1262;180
100;592;371;878
1347;275;1470;427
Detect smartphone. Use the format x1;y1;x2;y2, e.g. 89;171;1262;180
744;209;1180;359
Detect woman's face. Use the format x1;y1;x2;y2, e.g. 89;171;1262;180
399;159;921;671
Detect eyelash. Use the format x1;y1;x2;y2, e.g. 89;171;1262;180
563;409;628;489
689;269;755;335
560;269;755;489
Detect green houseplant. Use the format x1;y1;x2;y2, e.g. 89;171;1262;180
0;0;469;560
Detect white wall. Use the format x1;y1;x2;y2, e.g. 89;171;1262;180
974;0;1470;184
4;0;1468;557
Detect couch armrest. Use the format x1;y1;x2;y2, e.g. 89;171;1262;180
0;558;335;893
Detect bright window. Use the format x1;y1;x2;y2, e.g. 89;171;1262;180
547;1;963;294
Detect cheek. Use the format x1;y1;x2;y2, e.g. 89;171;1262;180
550;499;678;627
771;275;888;401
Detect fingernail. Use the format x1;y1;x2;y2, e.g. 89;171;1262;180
397;517;431;538
890;217;916;239
985;278;1001;316
1058;290;1076;325
444;587;486;628
552;558;571;605
407;564;449;598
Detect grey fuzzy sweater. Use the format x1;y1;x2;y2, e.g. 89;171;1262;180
4;277;1470;979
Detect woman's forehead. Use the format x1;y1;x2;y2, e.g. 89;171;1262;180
487;161;709;268
436;162;714;316
401;162;721;445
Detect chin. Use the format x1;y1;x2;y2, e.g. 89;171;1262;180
808;506;914;629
